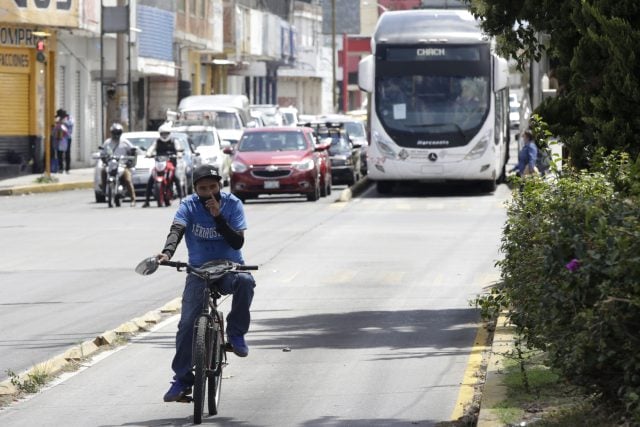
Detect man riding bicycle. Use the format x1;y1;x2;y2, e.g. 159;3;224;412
142;123;183;207
152;164;256;403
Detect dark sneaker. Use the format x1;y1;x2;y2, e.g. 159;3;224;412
163;380;192;402
142;202;150;208
227;335;249;357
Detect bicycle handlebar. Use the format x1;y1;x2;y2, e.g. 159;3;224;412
160;260;258;271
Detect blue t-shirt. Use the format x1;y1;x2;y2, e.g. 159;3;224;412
173;192;247;267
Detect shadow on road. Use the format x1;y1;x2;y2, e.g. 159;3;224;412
250;308;480;355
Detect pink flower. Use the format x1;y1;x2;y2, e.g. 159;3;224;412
565;258;580;272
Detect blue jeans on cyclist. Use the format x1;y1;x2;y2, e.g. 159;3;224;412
171;271;255;388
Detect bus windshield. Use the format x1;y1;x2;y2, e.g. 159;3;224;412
375;75;489;139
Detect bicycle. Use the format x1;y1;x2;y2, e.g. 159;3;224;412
135;257;258;424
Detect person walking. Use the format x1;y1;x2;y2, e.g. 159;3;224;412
512;130;538;177
149;164;256;402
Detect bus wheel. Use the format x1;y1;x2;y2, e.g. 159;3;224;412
481;179;497;193
376;181;394;194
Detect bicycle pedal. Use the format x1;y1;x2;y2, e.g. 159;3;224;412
176;395;193;403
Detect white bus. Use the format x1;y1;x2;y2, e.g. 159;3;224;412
358;9;510;193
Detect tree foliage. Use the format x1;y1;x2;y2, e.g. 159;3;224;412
464;0;640;169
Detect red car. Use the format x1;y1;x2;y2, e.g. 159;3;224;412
228;127;331;202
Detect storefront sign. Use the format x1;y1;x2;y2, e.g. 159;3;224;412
3;0;79;28
0;26;38;48
0;48;31;73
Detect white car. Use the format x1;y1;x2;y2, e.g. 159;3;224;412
280;106;299;127
170;125;230;185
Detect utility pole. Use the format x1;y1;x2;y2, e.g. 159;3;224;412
331;0;337;113
116;0;129;129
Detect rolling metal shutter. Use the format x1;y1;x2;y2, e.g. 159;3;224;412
0;73;30;135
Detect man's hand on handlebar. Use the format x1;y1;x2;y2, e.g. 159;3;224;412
156;253;170;264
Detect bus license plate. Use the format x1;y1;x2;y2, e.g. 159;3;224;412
264;180;280;189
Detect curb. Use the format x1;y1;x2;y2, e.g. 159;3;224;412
476;314;515;426
0;181;93;196
0;297;181;400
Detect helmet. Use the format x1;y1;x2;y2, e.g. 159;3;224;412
110;123;123;139
158;123;171;142
193;164;222;186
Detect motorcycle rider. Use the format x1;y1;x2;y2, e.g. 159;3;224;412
142;123;183;207
100;123;137;207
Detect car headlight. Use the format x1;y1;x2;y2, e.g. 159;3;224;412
231;160;248;173
293;158;315;171
464;132;491;160
373;131;396;159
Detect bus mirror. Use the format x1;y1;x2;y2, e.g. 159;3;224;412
358;55;374;93
493;56;509;91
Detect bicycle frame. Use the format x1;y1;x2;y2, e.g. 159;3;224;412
136;257;257;423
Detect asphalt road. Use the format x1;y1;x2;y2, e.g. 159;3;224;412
0;177;510;426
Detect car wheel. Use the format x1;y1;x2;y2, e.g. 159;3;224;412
306;182;320;202
95;191;105;203
320;176;327;197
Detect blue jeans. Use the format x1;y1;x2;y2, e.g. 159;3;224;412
171;272;255;386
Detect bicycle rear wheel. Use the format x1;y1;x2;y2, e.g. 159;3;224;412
193;316;211;424
207;315;224;415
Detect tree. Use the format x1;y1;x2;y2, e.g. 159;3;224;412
464;0;640;168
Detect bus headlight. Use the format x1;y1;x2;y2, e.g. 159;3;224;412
373;131;396;159
464;134;490;160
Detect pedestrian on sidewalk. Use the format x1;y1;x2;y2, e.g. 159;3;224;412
511;129;538;177
52;112;70;174
55;109;74;173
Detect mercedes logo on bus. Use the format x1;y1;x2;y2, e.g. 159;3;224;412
428;152;438;162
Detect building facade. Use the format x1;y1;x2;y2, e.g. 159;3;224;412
0;0;335;178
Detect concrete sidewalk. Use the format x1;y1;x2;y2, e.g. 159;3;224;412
0;168;94;196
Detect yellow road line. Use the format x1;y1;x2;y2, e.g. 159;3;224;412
450;323;490;420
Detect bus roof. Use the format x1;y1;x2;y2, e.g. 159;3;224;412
373;9;486;46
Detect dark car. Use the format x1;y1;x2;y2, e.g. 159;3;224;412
228;127;327;202
305;121;362;186
317;114;368;176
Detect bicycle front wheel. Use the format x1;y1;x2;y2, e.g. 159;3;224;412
193;316;210;424
207;315;224;415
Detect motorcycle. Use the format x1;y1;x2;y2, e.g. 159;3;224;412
104;154;135;208
152;155;176;207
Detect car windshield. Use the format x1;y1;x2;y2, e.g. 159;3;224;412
238;132;308;152
344;122;365;138
282;112;296;125
327;135;351;155
188;132;214;147
127;137;156;150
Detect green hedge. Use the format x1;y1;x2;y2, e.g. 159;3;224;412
495;151;640;420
